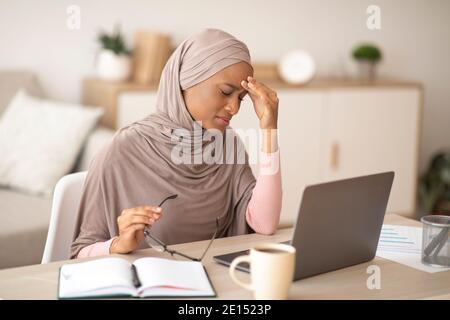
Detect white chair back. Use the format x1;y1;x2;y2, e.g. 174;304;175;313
41;171;87;263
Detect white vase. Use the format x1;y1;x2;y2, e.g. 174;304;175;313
95;49;131;82
357;60;377;83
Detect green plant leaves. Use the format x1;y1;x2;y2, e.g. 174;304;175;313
98;24;131;56
352;44;382;62
419;152;450;214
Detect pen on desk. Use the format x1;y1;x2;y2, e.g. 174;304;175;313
131;264;141;288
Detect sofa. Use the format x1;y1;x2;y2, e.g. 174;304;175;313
0;70;115;269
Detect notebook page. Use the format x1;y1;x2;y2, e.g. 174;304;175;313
59;257;136;298
133;257;214;295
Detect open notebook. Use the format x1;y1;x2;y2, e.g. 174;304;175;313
58;257;216;299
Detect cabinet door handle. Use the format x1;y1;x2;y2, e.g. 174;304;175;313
331;142;339;171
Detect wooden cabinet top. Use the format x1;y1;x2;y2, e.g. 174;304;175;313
83;77;422;94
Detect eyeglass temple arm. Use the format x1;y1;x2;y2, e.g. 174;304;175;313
145;194;177;234
158;194;178;207
167;219;219;262
169;250;200;261
147;202;217;262
198;218;219;261
144;229;167;247
145;230;191;261
167;237;215;262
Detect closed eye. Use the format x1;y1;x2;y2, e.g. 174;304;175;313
220;89;232;96
220;89;246;101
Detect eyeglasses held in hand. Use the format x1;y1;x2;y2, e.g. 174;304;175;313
144;194;219;262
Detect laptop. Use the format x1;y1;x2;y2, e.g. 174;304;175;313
213;171;395;280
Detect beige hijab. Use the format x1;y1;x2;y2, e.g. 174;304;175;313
71;28;256;258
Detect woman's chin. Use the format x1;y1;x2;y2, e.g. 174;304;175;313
199;119;228;133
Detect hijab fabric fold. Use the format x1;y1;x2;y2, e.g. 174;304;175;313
71;28;256;258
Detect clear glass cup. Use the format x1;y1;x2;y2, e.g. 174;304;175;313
420;215;450;267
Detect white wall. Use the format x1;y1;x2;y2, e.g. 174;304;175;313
0;0;449;172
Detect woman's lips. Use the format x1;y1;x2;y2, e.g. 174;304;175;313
215;116;230;126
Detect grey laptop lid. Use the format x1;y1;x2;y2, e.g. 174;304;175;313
291;171;394;280
213;171;394;281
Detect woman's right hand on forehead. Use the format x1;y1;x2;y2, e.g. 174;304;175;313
110;206;162;254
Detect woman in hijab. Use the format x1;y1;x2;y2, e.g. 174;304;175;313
71;28;282;258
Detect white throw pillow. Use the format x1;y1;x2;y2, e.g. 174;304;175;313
0;90;104;195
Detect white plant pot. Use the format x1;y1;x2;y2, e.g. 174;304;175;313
357;60;377;83
96;49;131;82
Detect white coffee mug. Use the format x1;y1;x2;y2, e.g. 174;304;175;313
229;243;296;299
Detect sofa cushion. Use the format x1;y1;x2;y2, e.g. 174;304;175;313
0;126;116;270
0;90;103;195
0;188;52;269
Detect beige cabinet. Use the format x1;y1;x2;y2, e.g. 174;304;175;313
86;79;421;227
319;88;421;216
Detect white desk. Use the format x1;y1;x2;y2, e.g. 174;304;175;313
0;214;448;300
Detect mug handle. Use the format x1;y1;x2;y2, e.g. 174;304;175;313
229;255;253;291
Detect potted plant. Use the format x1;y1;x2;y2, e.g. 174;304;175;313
96;24;132;82
352;44;382;82
418;151;450;216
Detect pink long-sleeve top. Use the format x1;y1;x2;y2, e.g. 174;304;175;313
77;149;282;258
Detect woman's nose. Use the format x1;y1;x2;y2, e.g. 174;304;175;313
225;100;239;115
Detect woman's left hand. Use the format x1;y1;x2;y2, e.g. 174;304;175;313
241;76;279;130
